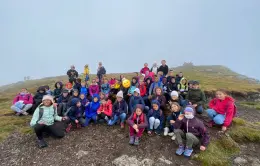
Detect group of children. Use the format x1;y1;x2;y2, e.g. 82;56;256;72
11;60;237;157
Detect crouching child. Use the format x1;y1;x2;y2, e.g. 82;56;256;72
97;98;112;123
84;94;100;126
127;104;148;146
174;106;209;157
30;95;68;148
147;100;164;135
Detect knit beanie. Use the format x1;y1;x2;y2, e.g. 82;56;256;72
170;91;179;97
134;88;140;95
42;95;54;103
116;91;124;98
184;106;195;115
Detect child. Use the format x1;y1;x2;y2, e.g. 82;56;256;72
151;87;166;110
157;71;164;82
140;63;150;76
127;104;148;145
101;78;110;97
169;91;186;108
67;98;85;129
128;77;138;96
73;78;82;93
68;89;80;106
65;82;73;95
167;70;175;83
164;102;182;140
174;106;209;157
108;91;128;128
149;75;162;96
84;64;90;82
57;89;70;116
97;98;112;122
32;86;47;113
30;95;67;148
89;79;100;97
167;77;178;93
147;100;164;135
206;89;236;131
139;79;147;97
186;81;206;114
188;80;194;90
84;94;100;126
44;85;53;96
129;88;146;114
177;78;188;98
162;77;168;94
11;88;33;115
53;82;63;102
79;93;89;110
150;62;158;74
80;82;88;96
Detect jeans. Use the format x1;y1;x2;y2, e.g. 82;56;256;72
85;74;90;82
207;109;225;125
149;117;160;130
85;115;97;126
175;129;200;149
108;113;127;125
11;104;33;113
129;126;145;137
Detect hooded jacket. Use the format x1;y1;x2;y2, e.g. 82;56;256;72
68;98;84;121
112;99;128;116
89;84;100;96
85;94;100;118
53;82;63;98
33;87;47;103
101;83;110;94
140;67;150;75
13;92;33;105
80;86;88;96
139;83;147;97
148;100;164;121
209;96;236;127
84;66;90;75
167;81;178;93
186;88;206;105
177;78;188;92
129;96;145;113
97;99;112;117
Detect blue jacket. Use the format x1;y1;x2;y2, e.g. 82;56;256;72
128;86;137;95
148;109;164;121
101;83;110;94
85;94;100;118
112;99;128;116
80;87;88;96
68;98;83;121
149;81;163;95
129;96;145;113
57;95;70;104
80;94;89;110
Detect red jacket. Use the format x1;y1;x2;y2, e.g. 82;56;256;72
140;67;150;75
139;84;147;97
97;99;112;117
209;96;236;127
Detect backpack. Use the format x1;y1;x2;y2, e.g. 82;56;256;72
37;106;57;123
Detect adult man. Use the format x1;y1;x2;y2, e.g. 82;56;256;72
67;65;79;84
158;60;169;76
97;62;106;82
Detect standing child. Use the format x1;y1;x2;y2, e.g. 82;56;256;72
174;106;209;157
206;89;236;132
147;100;164;135
127;104;148;146
67;98;85;129
84;64;90;82
53;82;63;102
108;91;128;128
84;94;100;126
80;82;88;96
89;79;100;97
186;81;206;114
101;78;110;97
97;98;112;123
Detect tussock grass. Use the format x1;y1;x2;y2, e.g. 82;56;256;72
240;101;260;110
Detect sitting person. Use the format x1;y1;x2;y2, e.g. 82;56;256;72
147;100;164;135
57;89;70;116
80;82;88;96
177;78;189;99
108;91;128;128
89;79;100;97
97;98;112;123
149;75;162;96
84;94;100;126
31;86;47;114
186;81;206;114
164;102;182;140
73;78;82;93
30;95;67;148
68;89;80;106
167;77;178;98
11;88;33;115
174;106;209;157
150;87;166;111
67;98;85;130
206;89;236;132
44;85;53;96
79;93;89;111
129;88;146;115
139;79;147;97
169;91;186;108
65;82;73;95
127;77;138;97
127;104;148;146
53;82;63;102
101;78;110;97
162;77;168;94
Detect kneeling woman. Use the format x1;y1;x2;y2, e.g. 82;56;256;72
206;89;236;131
30;95;67;148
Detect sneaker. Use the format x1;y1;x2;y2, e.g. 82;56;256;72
104;116;109;122
129;136;135;145
171;134;176;141
76;123;81;129
176;145;185;156
37;139;48;148
164;127;169;136
184;147;193;157
168;132;175;137
66;123;72;133
147;131;153;136
21;111;28;116
134;137;139;146
120;122;125;129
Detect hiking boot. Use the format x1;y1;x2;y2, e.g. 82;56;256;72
134;137;140;146
168;132;174;137
129;136;135;145
171;133;176;141
66;123;72;133
164;127;169;136
21;111;28;116
120;122;125;129
184;147;193;157
176;145;185;156
37;139;48;148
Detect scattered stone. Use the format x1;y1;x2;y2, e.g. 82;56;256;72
234;157;247;165
158;156;173;165
76;150;89;159
141;158;154;166
112;155;141;166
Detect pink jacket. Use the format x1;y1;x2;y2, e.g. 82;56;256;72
12;93;33;105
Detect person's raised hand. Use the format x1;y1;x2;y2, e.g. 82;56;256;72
200;146;206;151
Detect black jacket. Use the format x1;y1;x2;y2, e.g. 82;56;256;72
158;65;169;76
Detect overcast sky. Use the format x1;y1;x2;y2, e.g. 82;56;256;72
1;0;259;85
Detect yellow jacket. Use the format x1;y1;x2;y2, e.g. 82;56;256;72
84;66;90;75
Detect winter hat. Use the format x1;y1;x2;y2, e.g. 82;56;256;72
135;104;144;111
73;89;79;93
92;94;100;102
134;88;140;95
151;100;161;108
116;91;124;98
71;98;80;106
193;81;200;85
42;95;54;103
184;106;195;115
171;91;179;97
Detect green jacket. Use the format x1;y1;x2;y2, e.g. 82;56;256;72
186;89;206;105
30;105;62;127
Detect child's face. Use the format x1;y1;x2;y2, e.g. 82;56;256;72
171;105;179;112
189;84;193;88
93;97;98;102
100;93;105;100
171;96;178;100
134;91;139;96
170;71;174;76
57;84;61;88
193;84;199;89
117;97;123;102
139;80;144;85
152;104;159;110
179;73;183;77
156;88;162;95
39;90;44;93
43;99;52;106
73;92;79;97
185;111;193;116
80;94;85;100
181;79;187;84
104;80;108;84
63;92;68;97
216;91;226;100
136;108;142;116
102;100;107;105
171;78;175;83
158;72;163;76
144;63;148;67
145;71;149;76
147;80;151;84
93;80;96;84
155;77;159;82
76;102;81;107
81;82;86;87
132;79;136;84
21;88;27;93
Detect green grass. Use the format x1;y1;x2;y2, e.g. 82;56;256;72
240;101;260;110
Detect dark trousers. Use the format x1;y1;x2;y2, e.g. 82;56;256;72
97;113;111;122
34;122;65;140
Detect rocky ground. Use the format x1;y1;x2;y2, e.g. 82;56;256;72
0;104;259;166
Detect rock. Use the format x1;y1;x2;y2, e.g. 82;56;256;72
76;150;89;159
112;155;141;166
234;157;247;165
251;158;260;166
158;156;173;165
141;159;154;166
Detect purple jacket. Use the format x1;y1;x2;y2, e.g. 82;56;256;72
89;84;100;96
174;117;210;146
12;93;33;105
